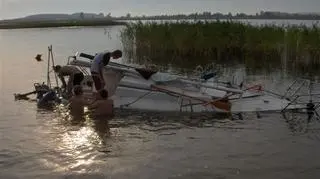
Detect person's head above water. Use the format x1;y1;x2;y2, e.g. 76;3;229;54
102;50;122;66
99;89;108;99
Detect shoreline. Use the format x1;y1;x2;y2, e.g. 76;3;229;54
0;20;127;29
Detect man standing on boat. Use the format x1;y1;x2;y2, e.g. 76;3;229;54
90;50;122;92
53;65;84;97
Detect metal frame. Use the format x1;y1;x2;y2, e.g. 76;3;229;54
280;78;320;121
46;45;59;89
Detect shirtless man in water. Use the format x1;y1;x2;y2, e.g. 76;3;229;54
68;85;89;119
89;89;114;117
68;86;113;118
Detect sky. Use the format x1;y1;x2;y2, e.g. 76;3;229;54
0;0;320;19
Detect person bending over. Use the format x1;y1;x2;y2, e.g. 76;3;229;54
90;50;122;92
53;65;84;97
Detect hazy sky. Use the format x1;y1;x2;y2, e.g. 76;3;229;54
0;0;319;19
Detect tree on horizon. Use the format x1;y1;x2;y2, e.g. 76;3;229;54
80;12;84;19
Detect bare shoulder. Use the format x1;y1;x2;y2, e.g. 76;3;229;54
69;96;83;103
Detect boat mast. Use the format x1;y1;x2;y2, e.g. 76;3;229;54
46;45;59;89
47;46;51;88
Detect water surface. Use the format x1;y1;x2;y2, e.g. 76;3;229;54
0;23;320;179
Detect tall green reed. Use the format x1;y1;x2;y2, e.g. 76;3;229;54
120;20;320;75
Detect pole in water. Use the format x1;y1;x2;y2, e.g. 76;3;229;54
47;46;51;88
49;45;59;88
14;90;37;100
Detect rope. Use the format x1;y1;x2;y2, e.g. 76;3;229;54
120;90;153;108
79;66;90;75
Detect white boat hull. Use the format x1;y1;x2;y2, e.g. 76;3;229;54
79;74;305;114
113;86;223;113
67;58;307;114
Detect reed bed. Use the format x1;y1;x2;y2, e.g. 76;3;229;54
120;20;320;74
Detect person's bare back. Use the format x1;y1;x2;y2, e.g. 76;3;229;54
67;85;90;119
69;95;86;117
89;89;114;117
90;99;114;117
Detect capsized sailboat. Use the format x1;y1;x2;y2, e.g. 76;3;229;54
14;45;319;118
66;52;312;114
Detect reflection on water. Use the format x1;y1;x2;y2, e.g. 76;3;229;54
1;99;320;178
31;107;320;178
35;106;114;174
282;111;320;134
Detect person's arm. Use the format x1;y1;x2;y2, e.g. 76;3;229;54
109;100;115;118
65;98;72;110
111;102;115;117
58;74;67;89
99;69;104;81
67;74;74;94
88;101;99;110
83;97;95;106
98;63;105;87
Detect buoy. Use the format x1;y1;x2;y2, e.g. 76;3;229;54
35;54;42;62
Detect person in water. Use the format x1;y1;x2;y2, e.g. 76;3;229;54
53;65;84;97
89;89;114;117
90;50;122;92
68;85;88;119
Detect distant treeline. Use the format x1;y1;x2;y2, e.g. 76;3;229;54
1;11;319;29
2;11;320;23
117;11;320;20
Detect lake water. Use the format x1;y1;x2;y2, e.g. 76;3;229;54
1;21;320;179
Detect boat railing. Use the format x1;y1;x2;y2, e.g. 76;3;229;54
281;78;320;116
